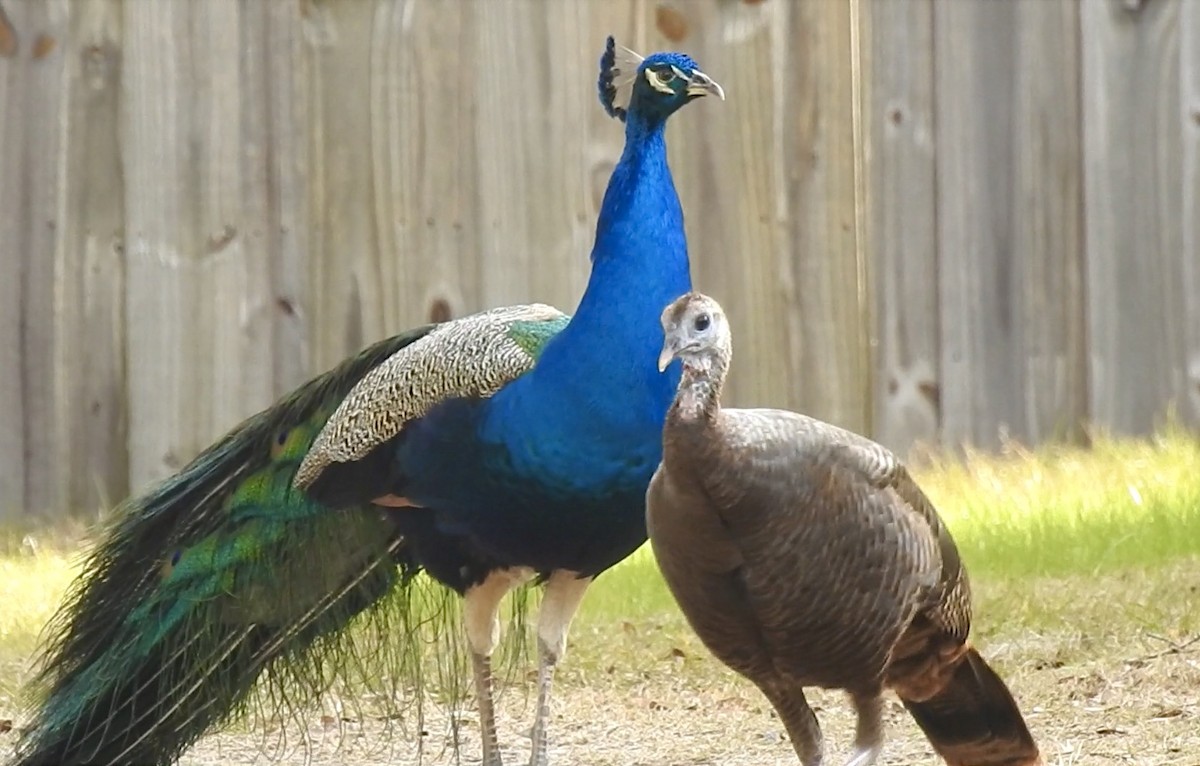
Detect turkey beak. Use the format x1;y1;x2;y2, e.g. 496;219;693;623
686;70;725;101
657;341;679;373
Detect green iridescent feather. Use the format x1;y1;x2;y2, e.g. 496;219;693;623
507;315;570;358
14;311;566;766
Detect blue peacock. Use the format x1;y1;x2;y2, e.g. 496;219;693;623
11;37;722;766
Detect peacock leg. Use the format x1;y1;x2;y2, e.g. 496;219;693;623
528;571;592;766
843;692;884;766
471;651;502;766
465;568;532;766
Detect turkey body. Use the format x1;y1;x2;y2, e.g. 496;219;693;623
647;292;1040;766
650;411;972;699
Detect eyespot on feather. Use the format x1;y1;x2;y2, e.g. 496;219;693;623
161;549;182;579
271;428;290;458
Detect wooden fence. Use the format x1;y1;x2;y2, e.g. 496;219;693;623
1;0;1197;519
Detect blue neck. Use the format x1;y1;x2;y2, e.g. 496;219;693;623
485;113;691;466
567;116;690;348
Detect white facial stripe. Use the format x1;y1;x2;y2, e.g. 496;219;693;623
611;72;637;112
670;64;688;81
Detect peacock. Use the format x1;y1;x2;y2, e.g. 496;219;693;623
647;292;1041;766
11;37;723;766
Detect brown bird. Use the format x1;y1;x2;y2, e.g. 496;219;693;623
646;292;1042;766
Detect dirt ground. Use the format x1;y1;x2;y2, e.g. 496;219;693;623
1;633;1197;765
3;572;1198;766
146;629;1198;766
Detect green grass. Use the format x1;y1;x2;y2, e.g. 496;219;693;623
2;427;1198;710
576;425;1200;624
558;426;1200;689
0;546;77;713
0;555;75;655
915;426;1200;577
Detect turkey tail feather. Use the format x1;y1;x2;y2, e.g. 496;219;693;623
900;648;1041;766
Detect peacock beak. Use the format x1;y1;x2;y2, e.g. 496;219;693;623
686;70;725;101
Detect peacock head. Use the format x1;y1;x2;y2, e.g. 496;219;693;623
599;36;724;127
657;292;731;374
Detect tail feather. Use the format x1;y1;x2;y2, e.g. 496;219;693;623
901;648;1041;766
12;326;483;766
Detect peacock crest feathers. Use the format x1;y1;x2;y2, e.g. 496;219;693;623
599;35;714;123
598;35;642;122
295;303;568;491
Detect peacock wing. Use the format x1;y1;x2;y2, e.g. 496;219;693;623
294;302;569;493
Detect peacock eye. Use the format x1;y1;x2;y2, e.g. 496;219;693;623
694;313;710;332
657;68;677;84
271;429;290;457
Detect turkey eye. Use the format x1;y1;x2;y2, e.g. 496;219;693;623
657;68;676;84
694;314;710;332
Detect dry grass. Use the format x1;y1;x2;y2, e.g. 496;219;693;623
173;643;1200;766
4;560;1194;766
157;562;1197;766
186;560;1199;766
2;429;1199;764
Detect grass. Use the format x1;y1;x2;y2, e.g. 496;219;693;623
0;546;76;711
574;425;1200;628
2;427;1199;764
3;427;1198;677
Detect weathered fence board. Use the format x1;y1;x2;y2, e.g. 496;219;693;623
1;0;1197;519
122;0;194;492
668;0;871;434
365;0;483;352
474;0;598;316
13;0;67;517
0;0;74;518
1182;0;1200;423
864;0;939;453
934;0;1017;449
779;0;871;435
56;0;127;516
306;0;379;366
1082;0;1186;434
1010;0;1088;446
0;0;31;517
934;0;1087;450
262;0;311;396
664;0;800;421
123;1;275;491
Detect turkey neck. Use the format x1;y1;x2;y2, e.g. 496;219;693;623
668;351;728;427
662;349;734;501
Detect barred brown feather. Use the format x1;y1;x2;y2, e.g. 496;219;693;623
647;292;1041;766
